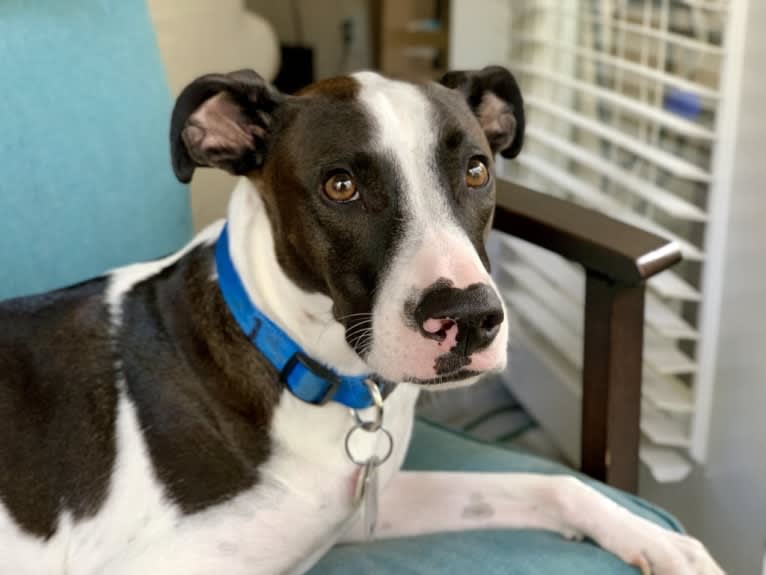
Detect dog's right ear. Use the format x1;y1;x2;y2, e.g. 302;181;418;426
170;69;285;183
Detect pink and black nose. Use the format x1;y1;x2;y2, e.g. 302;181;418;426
412;281;504;357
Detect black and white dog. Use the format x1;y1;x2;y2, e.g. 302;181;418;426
0;67;721;574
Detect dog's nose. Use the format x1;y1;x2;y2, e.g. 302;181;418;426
413;282;504;356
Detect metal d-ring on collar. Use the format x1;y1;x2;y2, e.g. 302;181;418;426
344;379;394;466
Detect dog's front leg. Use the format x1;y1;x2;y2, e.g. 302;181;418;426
341;472;722;575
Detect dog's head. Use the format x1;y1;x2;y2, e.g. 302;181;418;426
171;67;524;387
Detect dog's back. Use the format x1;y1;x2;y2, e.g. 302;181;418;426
0;279;119;539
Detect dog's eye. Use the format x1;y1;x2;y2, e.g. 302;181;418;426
323;172;359;203
465;158;490;189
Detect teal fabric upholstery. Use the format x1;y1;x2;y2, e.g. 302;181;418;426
310;420;682;574
0;0;191;300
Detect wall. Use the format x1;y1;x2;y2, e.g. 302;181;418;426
246;0;372;81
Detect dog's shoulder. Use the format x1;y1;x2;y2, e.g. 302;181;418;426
0;274;110;338
0;274;116;394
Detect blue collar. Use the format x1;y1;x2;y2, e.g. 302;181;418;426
215;224;379;409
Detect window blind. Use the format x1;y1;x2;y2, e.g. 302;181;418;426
492;0;735;482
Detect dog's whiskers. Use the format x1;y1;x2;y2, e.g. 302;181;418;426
335;312;373;322
345;320;374;338
314;314;369;346
354;332;373;347
355;336;375;357
350;336;373;355
359;338;375;357
349;329;373;350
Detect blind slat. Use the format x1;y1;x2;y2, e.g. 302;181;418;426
640;443;693;483
504;284;697;376
517;150;705;261
496;235;700;336
505;290;696;462
515;36;720;100
527;97;713;186
643;369;695;413
649;270;702;302
522;5;726;55
512;63;716;140
641;402;692;447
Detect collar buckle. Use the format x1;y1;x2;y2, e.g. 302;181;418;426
280;351;342;405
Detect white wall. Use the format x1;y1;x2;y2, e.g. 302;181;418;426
246;0;372;80
448;0;511;69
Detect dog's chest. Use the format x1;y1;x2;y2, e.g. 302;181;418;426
0;382;418;575
108;384;419;575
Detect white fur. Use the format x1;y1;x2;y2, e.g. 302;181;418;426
105;221;223;328
0;388;178;575
100;385;419;575
343;472;722;574
352;72;509;383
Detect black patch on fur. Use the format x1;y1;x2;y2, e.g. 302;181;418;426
0;278;118;538
434;352;472;374
115;245;281;512
257;82;409;351
405;369;480;385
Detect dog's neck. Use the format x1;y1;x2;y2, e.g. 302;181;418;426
225;177;369;377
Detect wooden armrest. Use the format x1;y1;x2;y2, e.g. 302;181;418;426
493;178;681;284
492;178;683;493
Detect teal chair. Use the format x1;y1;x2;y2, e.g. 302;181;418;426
0;1;681;573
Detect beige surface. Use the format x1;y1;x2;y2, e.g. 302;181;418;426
246;0;372;80
146;0;280;230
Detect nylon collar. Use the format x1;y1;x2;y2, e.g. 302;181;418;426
215;224;380;409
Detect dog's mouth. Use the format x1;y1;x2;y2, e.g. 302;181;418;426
358;321;508;386
403;368;482;386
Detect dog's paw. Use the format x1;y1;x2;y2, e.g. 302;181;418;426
595;515;724;575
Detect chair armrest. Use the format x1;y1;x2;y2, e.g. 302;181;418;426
492;178;682;493
493;178;681;284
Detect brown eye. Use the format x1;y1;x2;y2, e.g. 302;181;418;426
323;171;358;202
465;158;490;188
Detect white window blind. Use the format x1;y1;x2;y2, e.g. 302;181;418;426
485;0;741;482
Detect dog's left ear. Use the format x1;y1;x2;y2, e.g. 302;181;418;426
440;66;525;159
170;69;285;183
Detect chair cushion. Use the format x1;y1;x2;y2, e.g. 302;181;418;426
0;0;192;300
310;419;681;574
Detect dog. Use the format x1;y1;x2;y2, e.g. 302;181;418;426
0;66;722;574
